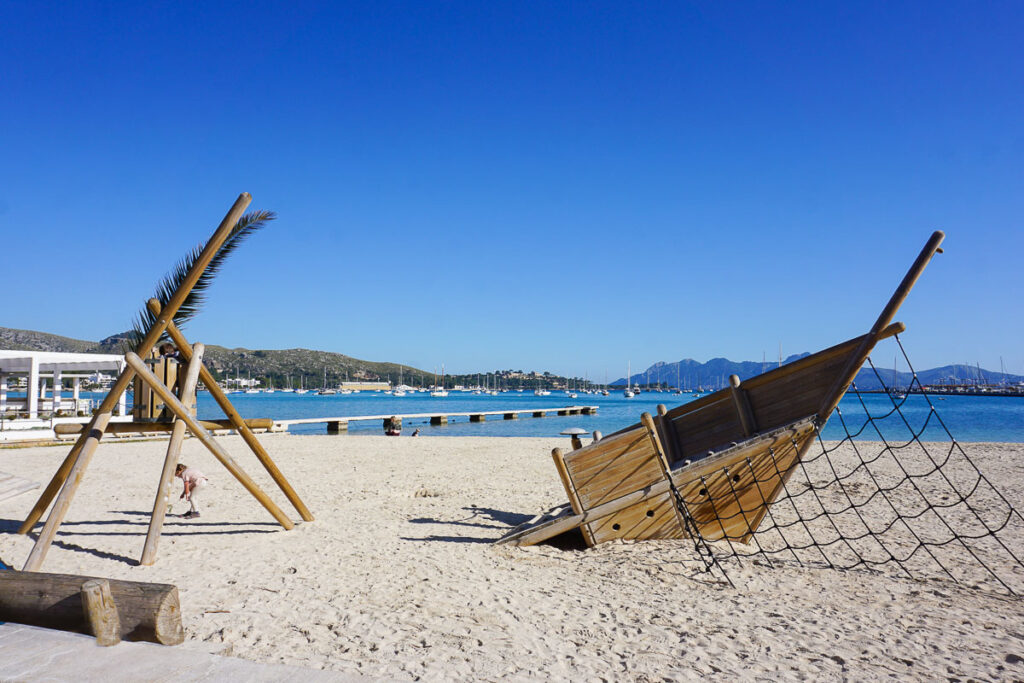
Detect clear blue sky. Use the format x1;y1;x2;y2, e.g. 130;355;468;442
1;2;1021;378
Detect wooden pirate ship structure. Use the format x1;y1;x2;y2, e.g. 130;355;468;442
16;193;313;570
499;232;946;549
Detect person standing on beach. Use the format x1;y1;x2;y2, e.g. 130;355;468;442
175;463;208;519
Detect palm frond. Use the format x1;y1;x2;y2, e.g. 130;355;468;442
123;210;276;353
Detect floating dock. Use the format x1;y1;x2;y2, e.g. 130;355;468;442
271;405;598;433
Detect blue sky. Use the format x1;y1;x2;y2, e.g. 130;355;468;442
1;2;1021;378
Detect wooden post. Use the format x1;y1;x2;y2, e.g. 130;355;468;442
81;579;121;646
151;302;314;522
430;415;447;425
0;571;183;645
470;414;485;422
641;412;688;533
139;343;205;566
123;352;294;531
728;375;757;437
504;412;517;420
21;193;252;571
327;420;348;433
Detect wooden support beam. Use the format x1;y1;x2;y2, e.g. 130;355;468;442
0;570;184;645
430;415;447;425
140;343;204;567
81;579;121;646
152;303;313;522
503;413;517;420
54;418;274;437
470;414;485;422
124;352;294;531
327;420;348;433
728;374;758;438
533;411;545;418
21;193;252;571
641;412;687;533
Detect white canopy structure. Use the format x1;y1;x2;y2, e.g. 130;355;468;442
0;350;127;421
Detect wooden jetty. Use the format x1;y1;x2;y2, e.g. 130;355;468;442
272;405;599;433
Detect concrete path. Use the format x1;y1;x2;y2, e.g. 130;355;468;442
0;623;364;682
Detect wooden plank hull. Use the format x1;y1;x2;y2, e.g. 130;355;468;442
499;418;817;547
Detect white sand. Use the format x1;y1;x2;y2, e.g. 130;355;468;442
2;434;1023;680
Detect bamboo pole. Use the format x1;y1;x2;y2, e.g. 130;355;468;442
148;300;314;522
818;231;945;421
21;193;252;570
124;352;294;530
139;343;205;566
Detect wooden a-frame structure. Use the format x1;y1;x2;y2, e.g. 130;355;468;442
17;193;313;570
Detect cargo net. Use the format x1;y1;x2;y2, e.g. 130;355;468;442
672;335;1024;594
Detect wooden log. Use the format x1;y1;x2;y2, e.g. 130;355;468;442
153;304;314;522
54;418;275;437
81;579;121;646
140;343;205;567
0;571;184;645
21;193;252;571
124;352;294;531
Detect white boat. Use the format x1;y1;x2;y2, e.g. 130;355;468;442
534;389;551;396
431;364;448;397
623;361;635;398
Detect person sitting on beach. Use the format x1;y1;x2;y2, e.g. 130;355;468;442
175;463;208;519
411;428;420;437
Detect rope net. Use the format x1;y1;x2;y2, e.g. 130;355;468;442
672;335;1024;594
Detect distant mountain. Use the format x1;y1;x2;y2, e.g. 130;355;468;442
615;357;1024;392
0;326;435;388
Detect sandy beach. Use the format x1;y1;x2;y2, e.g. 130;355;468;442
2;433;1023;680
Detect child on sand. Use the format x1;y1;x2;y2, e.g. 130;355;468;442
175;463;208;519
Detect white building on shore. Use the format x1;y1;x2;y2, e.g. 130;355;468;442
0;351;128;432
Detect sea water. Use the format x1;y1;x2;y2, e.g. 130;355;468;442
152;390;1024;442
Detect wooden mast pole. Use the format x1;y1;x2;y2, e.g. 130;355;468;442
139;343;205;566
123;352;294;530
817;230;945;422
21;193;252;571
147;299;314;522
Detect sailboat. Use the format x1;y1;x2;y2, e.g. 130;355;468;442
393;366;407;397
430;365;449;397
623;361;635;398
317;367;337;395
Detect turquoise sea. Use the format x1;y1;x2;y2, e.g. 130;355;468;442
169;390;1023;442
19;390;1022;442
